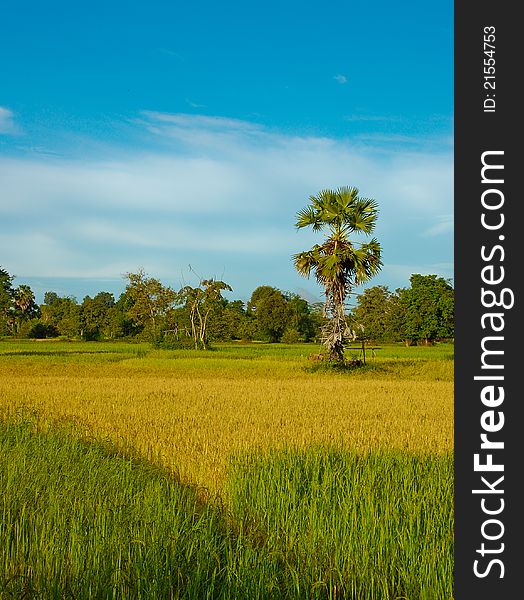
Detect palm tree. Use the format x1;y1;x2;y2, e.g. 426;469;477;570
14;285;35;316
13;284;38;334
293;186;382;363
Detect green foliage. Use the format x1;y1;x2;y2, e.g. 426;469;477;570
352;285;399;342
0;265;454;349
109;291;143;338
0;267;15;335
17;319;59;339
176;278;233;349
294;187;382;290
0;269;41;336
280;327;301;344
398;274;454;343
15;271;319;346
80;292;115;340
123;269;177;341
248;286;291;342
14;284;40;324
0;272;42;337
41;294;81;338
152;335;196;350
284;293;318;342
207;299;246;341
352;279;455;345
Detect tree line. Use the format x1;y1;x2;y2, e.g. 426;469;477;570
1;266;453;347
1;184;454;359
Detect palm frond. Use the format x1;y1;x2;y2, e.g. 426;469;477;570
343;198;378;234
336;186;359;209
352;239;383;285
295;206;318;229
293;249;319;278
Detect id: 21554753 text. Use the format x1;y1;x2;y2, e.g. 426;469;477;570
483;26;496;113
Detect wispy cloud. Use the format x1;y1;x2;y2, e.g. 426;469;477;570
344;114;402;122
352;131;453;150
379;262;454;288
155;48;183;60
0;106;18;134
185;98;207;109
423;214;454;236
0;111;453;297
142;111;264;134
334;74;348;84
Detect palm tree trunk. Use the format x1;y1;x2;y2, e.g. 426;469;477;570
322;283;347;363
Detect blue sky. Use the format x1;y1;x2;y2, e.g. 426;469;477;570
0;0;453;305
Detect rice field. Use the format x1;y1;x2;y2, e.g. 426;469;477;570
0;340;454;598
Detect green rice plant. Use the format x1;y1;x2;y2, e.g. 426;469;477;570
0;420;453;599
227;447;454;599
0;419;240;599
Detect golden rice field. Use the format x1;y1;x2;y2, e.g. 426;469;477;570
0;340;453;495
0;340;454;598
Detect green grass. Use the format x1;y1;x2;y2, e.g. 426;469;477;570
228;447;453;599
0;338;454;360
0;339;454;381
1;420;453;599
0;420;236;599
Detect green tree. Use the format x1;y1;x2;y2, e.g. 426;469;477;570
14;285;39;319
247;286;290;342
294;187;382;362
224;300;247;339
352;285;398;342
41;293;81;338
197;279;233;349
13;284;40;335
124;269;177;341
283;293;318;342
80;292;116;340
207;299;246;341
384;291;407;343
109;292;143;339
25;321;59;339
0;267;16;335
44;291;59;306
398;274;454;345
177;279;232;349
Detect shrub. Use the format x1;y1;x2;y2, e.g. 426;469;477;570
24;320;59;339
281;328;301;344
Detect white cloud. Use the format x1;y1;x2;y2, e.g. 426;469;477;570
156;48;182;60
0;112;453;296
423;214;454;236
334;74;348;84
185;98;207;109
0;106;18;134
379;262;454;288
0;155;249;216
141;111;264;134
344;115;401;122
